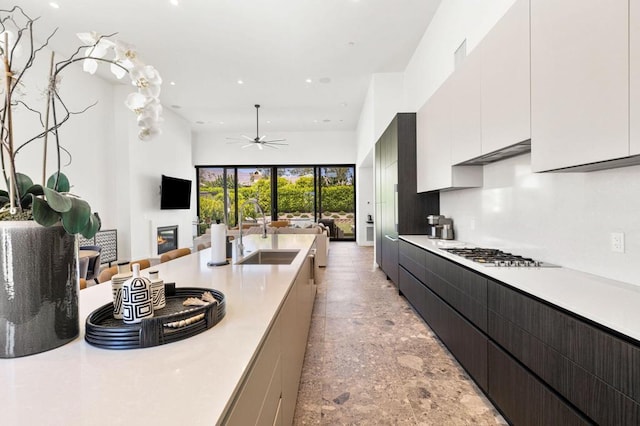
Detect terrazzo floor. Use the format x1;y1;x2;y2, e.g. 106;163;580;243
293;242;508;425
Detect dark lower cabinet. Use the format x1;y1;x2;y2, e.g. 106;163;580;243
400;264;487;391
488;280;640;425
398;239;640;425
381;236;399;284
399;266;427;319
488;342;591;426
422;279;488;391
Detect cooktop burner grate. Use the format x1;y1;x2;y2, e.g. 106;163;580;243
442;248;558;267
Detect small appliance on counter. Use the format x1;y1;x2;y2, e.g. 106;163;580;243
427;215;454;240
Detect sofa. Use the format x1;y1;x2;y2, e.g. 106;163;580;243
275;224;329;267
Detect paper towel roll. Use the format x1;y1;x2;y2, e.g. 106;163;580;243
209;223;227;266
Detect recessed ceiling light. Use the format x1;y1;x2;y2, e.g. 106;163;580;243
313;120;318;123
266;120;271;124
170;0;179;6
348;41;356;46
340;102;348;107
237;79;244;85
219;121;225;125
49;2;60;8
169;81;176;86
305;78;312;84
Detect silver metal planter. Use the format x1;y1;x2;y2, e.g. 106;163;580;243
0;221;79;358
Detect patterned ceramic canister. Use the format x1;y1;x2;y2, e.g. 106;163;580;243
122;263;154;324
148;270;166;310
111;262;132;319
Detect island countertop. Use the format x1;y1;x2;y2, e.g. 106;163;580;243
0;234;316;426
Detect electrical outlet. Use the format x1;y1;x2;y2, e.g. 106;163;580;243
611;232;625;253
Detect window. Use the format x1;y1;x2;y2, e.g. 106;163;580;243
197;165;355;240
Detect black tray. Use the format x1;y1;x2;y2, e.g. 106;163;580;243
85;286;226;350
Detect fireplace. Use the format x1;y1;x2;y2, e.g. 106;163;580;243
157;225;178;254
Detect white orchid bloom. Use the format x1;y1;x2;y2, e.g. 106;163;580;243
130;65;162;98
124;92;149;114
77;31;101;45
138;124;161;141
74;32;163;139
113;40;140;69
138;103;163;125
110;62;127;79
83;58;98;74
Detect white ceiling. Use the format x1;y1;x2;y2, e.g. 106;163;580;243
13;0;440;133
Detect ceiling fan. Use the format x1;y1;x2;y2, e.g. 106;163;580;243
226;104;288;150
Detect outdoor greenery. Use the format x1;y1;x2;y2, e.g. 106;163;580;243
198;170;355;236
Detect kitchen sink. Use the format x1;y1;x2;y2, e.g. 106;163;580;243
236;249;300;265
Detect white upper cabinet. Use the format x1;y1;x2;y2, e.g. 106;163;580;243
530;0;629;172
451;47;483;165
416;78;482;193
417;81;452;193
631;0;640;155
481;0;530;155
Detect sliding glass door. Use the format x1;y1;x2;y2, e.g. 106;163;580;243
276;168;316;227
319;166;355;239
197;164;355;240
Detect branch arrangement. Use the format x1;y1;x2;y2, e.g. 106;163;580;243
0;6;162;238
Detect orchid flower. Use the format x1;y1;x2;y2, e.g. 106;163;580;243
76;32;115;74
130;65;162;99
75;31;162;139
138;124;161;141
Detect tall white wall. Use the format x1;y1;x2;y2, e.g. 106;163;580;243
356;166;373;246
113;87;195;261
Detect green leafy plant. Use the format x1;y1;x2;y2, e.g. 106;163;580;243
0;172;100;238
0;6;161;238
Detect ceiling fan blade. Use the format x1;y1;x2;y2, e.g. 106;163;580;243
257;143;264;150
263;144;278;149
263;139;287;143
242;135;254;141
259;135;267;142
241;143;254;149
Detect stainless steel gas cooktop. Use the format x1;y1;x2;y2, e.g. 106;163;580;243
442;248;559;268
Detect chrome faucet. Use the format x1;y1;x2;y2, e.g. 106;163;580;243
237;198;268;256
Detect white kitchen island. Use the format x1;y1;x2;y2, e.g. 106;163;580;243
0;234;316;426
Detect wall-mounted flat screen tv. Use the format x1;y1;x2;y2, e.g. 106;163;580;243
160;174;192;210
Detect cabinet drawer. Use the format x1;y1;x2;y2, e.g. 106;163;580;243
423;283;488;391
224;315;282;426
399;240;426;282
399;266;427;319
424;250;487;332
488;280;640;424
488;342;591;426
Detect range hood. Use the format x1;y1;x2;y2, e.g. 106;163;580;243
455;140;531;166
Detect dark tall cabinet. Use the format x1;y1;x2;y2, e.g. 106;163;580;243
374;113;439;284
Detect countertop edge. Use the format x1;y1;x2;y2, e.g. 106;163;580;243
399;235;640;345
